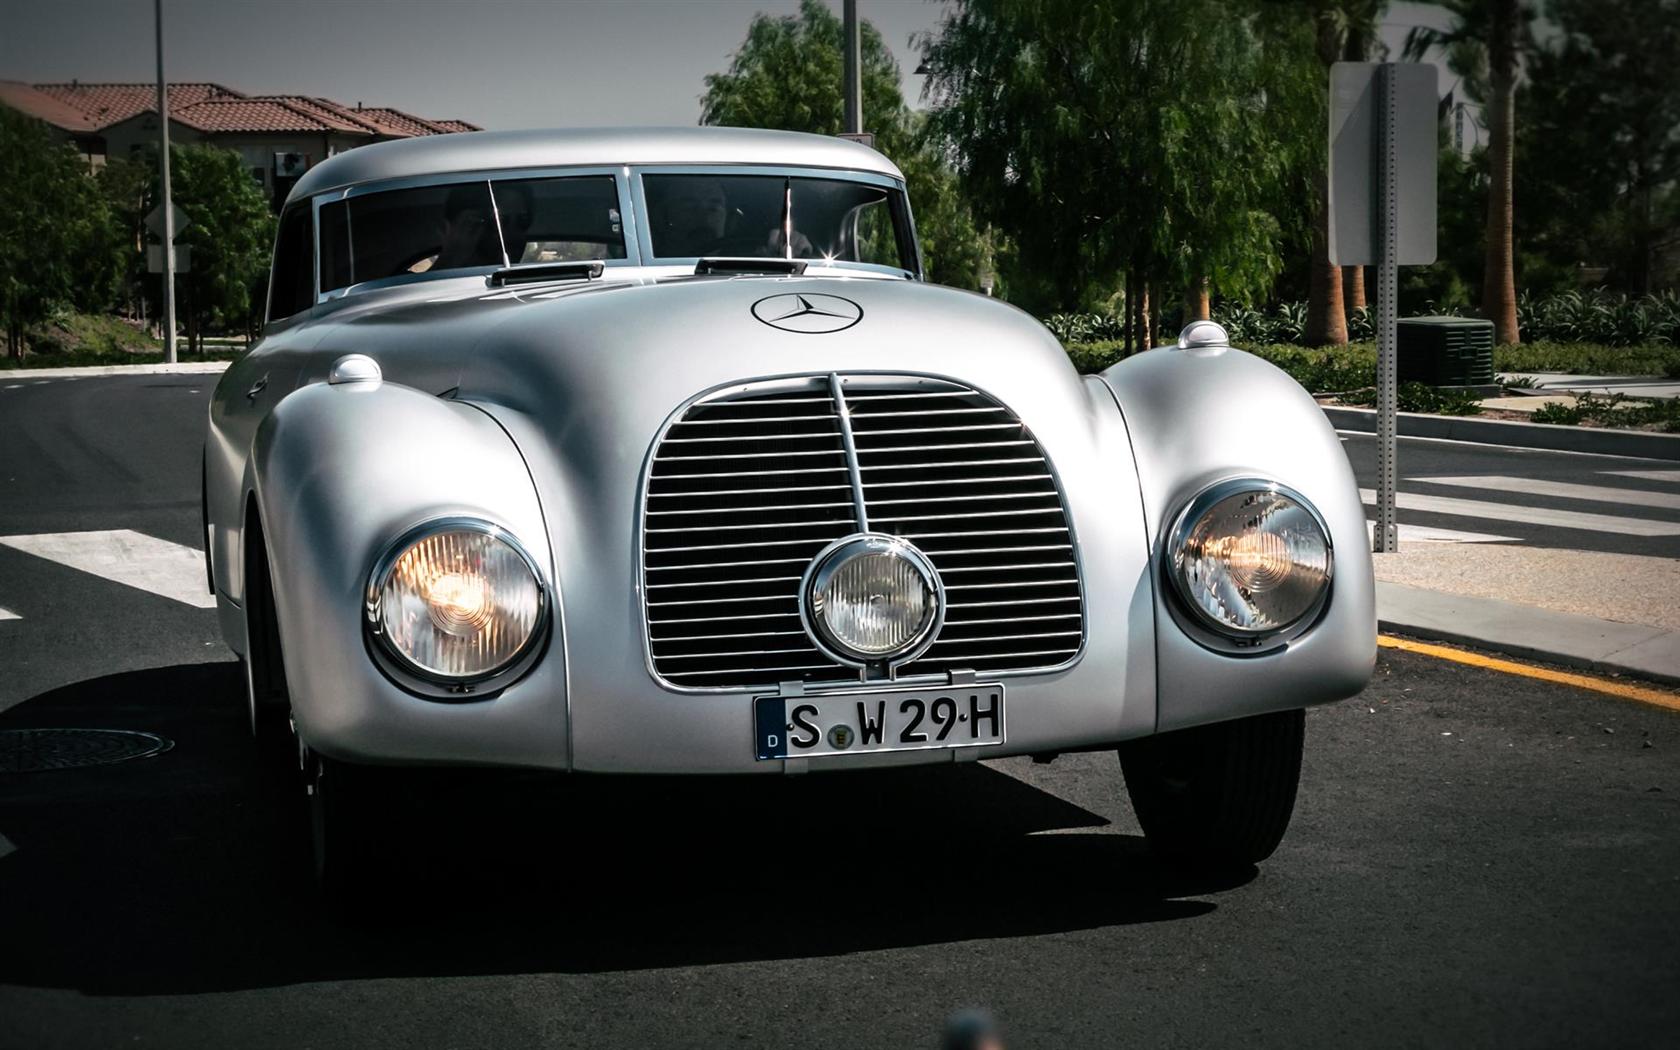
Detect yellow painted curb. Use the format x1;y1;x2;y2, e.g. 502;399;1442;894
1378;635;1680;714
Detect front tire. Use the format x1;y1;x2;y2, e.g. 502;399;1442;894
308;753;388;910
1119;708;1305;867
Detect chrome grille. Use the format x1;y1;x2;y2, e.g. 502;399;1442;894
642;376;1083;690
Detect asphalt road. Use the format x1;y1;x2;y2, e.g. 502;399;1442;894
1340;430;1680;558
2;375;1678;1049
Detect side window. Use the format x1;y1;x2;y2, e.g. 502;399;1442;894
267;203;315;321
318;199;351;294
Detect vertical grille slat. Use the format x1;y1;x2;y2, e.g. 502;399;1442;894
642;376;1084;690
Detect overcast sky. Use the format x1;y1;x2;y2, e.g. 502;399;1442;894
1;0;1454;132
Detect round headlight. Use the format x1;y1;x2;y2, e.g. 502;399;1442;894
367;521;546;684
1169;481;1332;641
803;535;942;665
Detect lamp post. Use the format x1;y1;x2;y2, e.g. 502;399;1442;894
154;0;177;363
842;0;862;136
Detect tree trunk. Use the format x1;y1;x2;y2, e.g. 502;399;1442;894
1186;278;1210;323
1309;11;1348;347
1137;282;1152;351
1483;0;1521;345
1344;266;1366;310
1307;168;1347;347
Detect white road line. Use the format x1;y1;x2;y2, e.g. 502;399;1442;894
0;530;216;609
0;832;15;861
1370;523;1518;544
1607;469;1680;484
1358;489;1680;537
1413;474;1680;512
0;606;19;621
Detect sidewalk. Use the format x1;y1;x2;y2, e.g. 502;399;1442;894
0;361;231;380
1373;539;1680;688
1498;372;1680;401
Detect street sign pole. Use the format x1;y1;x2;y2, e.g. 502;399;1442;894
1374;64;1400;553
154;0;177;364
1330;61;1436;556
842;0;862;136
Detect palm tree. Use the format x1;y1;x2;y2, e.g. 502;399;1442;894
1405;0;1531;345
1305;0;1387;346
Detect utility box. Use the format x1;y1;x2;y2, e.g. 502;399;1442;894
1397;316;1495;386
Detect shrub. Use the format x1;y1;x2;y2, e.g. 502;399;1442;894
1529;392;1680;432
1517;289;1679;346
1492;339;1680;376
1337;382;1484;416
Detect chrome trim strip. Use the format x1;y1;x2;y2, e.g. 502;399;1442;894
829;373;870;531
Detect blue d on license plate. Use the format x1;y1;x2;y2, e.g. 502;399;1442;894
754;686;1004;760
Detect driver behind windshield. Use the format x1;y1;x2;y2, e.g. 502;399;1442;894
429;184;503;271
424;183;537;271
659;177;811;259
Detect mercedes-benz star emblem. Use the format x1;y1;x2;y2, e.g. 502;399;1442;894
750;293;864;334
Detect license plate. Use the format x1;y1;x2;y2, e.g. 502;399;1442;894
754;685;1005;760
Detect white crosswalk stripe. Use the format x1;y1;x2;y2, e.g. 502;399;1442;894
1414;475;1680;512
1359;488;1680;537
1606;469;1680;484
1371;523;1518;544
0;530;216;609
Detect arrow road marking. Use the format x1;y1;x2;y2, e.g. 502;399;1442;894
0;530;216;609
0;606;18;621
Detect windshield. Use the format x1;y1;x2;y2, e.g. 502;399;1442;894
319;174;626;293
643;174;914;271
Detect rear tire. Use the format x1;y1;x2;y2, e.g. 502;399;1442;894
1119;708;1305;867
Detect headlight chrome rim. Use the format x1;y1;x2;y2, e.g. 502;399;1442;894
1165;478;1334;653
364;517;550;695
799;533;945;669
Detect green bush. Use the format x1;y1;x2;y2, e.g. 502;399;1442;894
1529;392;1680;432
1517;290;1679;346
1336;382;1484;416
1492;339;1680;377
1048;290;1679;353
1042;313;1127;343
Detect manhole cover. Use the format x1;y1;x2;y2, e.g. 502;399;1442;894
0;728;174;773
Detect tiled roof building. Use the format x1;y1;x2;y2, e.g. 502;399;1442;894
1;80;479;206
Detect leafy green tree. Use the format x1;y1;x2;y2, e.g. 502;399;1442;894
0;108;125;358
1406;0;1537;344
167;144;274;351
1516;0;1680;295
921;0;1321;341
700;0;987;288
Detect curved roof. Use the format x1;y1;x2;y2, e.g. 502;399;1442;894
287;126;902;202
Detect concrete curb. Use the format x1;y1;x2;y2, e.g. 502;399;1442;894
1377;582;1680;688
0;361;232;380
1325;404;1680;461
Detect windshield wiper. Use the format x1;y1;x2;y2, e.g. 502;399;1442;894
487;260;604;287
694;257;809;276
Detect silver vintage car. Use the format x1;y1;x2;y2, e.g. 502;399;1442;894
204;127;1375;894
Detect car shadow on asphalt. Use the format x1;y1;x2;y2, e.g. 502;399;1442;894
0;662;1252;996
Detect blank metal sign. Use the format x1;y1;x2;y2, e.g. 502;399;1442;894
1328;62;1438;267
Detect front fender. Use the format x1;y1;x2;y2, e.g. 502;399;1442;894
1098;346;1376;732
251;379;569;768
